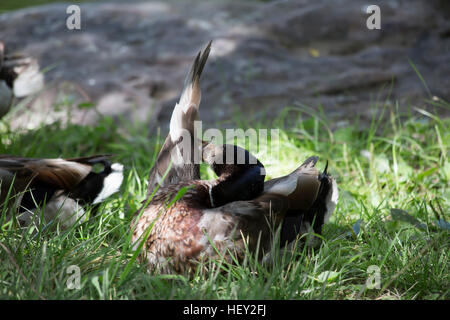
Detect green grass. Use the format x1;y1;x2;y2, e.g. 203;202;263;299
0;96;449;300
0;0;97;13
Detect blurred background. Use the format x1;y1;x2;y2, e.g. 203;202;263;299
0;0;449;131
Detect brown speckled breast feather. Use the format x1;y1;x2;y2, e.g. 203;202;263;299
132;181;217;273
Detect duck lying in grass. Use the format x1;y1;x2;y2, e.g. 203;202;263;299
0;155;123;229
131;42;338;274
133;145;337;274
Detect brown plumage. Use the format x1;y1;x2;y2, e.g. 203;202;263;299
131;42;338;274
132;151;337;274
1;154;124;228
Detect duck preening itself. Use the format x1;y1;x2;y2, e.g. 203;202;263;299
0;155;124;229
131;42;338;274
133;143;337;274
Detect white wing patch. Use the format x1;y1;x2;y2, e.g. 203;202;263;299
93;163;124;204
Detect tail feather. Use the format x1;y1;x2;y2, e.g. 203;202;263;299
298;156;318;169
260;156;338;247
322;160;328;175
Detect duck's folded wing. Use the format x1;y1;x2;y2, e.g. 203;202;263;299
1;157;90;190
203;156;330;250
197;193;290;255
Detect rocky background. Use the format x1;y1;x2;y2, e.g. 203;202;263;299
0;0;449;131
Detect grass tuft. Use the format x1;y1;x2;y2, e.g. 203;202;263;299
0;97;448;299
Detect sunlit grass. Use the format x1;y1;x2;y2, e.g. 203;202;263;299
0;95;448;299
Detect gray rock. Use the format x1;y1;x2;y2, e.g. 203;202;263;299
0;0;448;130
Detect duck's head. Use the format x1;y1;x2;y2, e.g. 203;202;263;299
202;143;266;207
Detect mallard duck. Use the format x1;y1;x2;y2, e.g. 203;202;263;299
131;42;338;274
133;143;337;274
0;155;124;229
